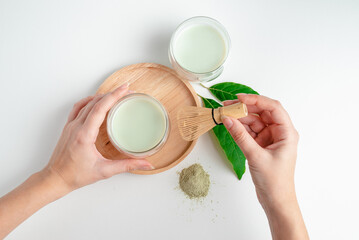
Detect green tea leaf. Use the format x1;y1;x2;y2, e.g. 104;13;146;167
201;96;222;108
200;96;246;180
207;82;259;101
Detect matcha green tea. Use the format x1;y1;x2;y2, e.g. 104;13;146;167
173;24;227;73
108;94;167;154
169;16;230;82
179;164;210;199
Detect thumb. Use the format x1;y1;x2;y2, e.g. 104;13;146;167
222;116;261;159
100;159;155;177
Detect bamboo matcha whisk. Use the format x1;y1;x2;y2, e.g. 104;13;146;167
177;102;248;141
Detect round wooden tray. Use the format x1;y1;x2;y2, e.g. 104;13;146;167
95;63;200;174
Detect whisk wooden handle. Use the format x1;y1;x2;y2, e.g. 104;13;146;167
218;102;248;121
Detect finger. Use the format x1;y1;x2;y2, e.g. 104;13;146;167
83;84;129;137
67;96;94;123
100;159;154;177
249;132;257;138
223;99;239;106
222;116;262;160
76;94;105;122
247;105;263;114
236;94;291;126
222;98;267;114
239;114;266;133
255;127;274;147
222;99;268;120
78;89;132;122
243;124;257;138
259;110;274;125
223;98;281;125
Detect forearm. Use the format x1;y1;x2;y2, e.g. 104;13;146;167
0;170;70;238
261;193;309;240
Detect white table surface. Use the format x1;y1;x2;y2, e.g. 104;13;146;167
1;0;358;239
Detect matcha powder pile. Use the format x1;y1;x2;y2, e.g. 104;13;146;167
179;164;210;199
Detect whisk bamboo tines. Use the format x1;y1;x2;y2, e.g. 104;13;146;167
177;102;248;141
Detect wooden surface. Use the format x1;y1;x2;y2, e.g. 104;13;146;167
217;103;248;122
95;63;200;174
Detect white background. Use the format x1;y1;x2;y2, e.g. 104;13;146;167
1;0;358;239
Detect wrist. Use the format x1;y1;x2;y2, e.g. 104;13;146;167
255;178;297;209
262;194;299;215
259;189;308;240
35;168;73;200
260;190;297;210
258;186;300;222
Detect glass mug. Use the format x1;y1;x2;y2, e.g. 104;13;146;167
169;16;231;82
107;93;170;158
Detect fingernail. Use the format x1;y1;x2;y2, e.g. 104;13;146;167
237;93;246;96
138;164;155;171
128;90;135;94
222;116;233;129
119;82;129;89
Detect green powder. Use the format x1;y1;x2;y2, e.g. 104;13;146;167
179;164;210;199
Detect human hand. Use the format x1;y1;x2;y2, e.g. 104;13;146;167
42;84;154;193
0;84;155;238
222;94;299;206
